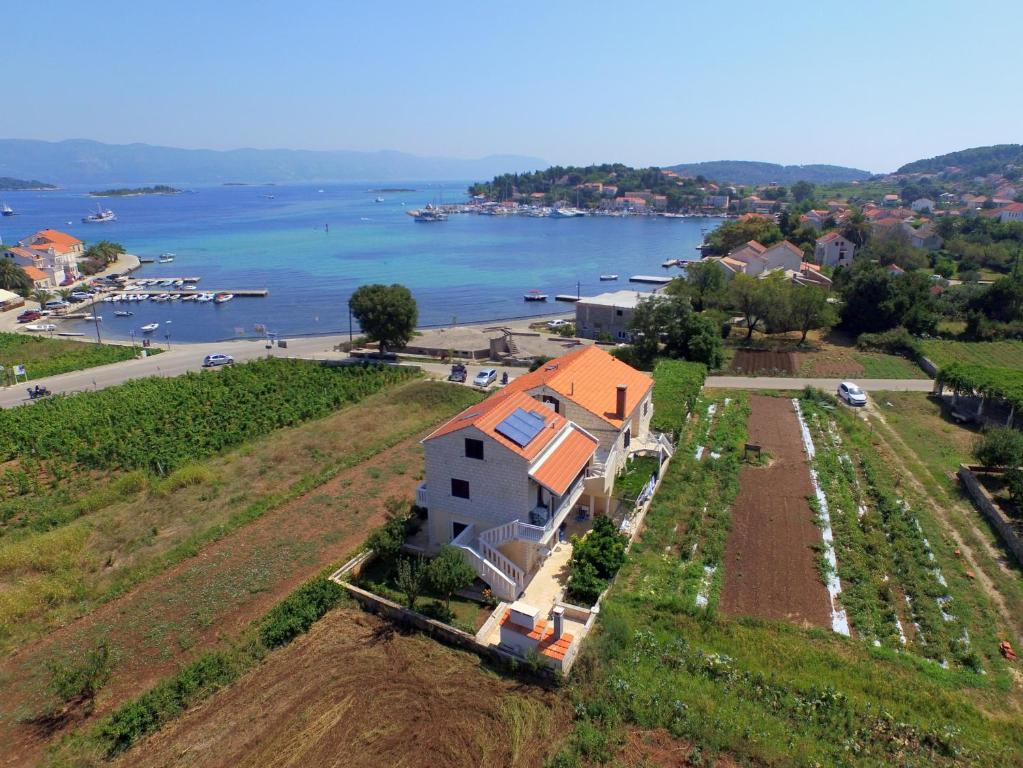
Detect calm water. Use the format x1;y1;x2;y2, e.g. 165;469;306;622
0;183;719;342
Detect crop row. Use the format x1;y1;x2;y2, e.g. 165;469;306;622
650;359;706;439
0;359;415;474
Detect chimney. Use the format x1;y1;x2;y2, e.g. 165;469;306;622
615;384;627;419
552;606;565;640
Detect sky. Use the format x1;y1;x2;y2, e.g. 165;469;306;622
7;0;1020;173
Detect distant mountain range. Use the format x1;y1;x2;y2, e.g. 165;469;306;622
895;144;1023;177
663;160;872;185
0;139;547;186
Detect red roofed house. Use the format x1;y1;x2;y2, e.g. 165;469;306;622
418;345;656;602
997;202;1023;223
814;231;856;268
11;229;84;285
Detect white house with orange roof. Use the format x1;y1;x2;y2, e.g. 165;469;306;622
418;345;655;603
7;229;84;286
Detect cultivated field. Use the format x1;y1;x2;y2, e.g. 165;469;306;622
0;372;481;768
720;395;830;627
920;339;1023;369
112;607;570;768
0;333;144;381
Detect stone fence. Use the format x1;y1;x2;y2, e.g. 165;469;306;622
958;464;1023;566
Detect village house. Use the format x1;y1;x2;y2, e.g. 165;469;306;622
882;193;901;206
574;289;647;341
800;209;833;231
905;221;943;250
815;231;856;268
993;202;1023;223
417;346;656;604
5;229;84;286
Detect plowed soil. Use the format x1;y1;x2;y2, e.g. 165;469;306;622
729;350;797;376
720;395;830;627
113;608;570;768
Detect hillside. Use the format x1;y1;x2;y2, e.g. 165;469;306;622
0;176;56;191
896;144;1023;177
664;160;872;185
0;139;546;185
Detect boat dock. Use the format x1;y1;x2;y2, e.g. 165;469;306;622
629;275;673;285
555;294;581;303
117;288;268;297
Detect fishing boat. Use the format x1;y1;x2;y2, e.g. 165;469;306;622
409;203;447;222
523;289;548;302
214;293;234;304
1;202;15;217
158;253;175;263
599;274;619;281
82;204;116;223
140;322;159;333
114;310;133;317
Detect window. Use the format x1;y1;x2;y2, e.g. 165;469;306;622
643;400;649;416
616;309;623;317
451;478;470;499
542;395;560;413
464;438;484;460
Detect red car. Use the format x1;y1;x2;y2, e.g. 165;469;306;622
17;310;41;323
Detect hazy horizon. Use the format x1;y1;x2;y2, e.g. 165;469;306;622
7;1;1021;174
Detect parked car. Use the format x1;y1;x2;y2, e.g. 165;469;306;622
17;310;41;323
69;292;91;303
202;353;235;367
44;299;69;310
837;381;868;406
547;319;569;329
448;363;467;383
473;368;498;387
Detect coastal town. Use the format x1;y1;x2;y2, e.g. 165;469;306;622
2;2;1022;765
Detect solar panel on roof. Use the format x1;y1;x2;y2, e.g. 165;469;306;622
495;407;547;447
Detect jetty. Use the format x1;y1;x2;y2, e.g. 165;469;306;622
555;294;582;303
629;275;673;285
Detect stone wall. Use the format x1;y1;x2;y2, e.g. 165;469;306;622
958;464;1023;566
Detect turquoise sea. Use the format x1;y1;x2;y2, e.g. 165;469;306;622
0;183;719;342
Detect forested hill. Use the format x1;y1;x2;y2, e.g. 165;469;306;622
0;177;57;191
896;144;1023;177
663;160;871;185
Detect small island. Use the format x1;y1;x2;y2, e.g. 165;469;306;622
0;176;57;191
368;187;416;193
88;185;182;197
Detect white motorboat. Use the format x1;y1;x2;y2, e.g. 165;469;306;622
550;207;584;218
523;289;548;302
24;323;56;332
140;322;159;333
214;293;234;304
599;274;619;281
82;204;116;223
181;294;198;302
196;293;215;303
158;253;175;263
114;310;134;317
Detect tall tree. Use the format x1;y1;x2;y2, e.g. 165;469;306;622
791;180;816;203
671;261;726;311
348;283;418;354
0;260;32;294
790;285;837;343
728;274;771;339
840;210;871;249
427;545;477;613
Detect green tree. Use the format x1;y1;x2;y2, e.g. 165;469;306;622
840;210;871;249
32;288;52;309
790;285;837;343
426;545;477;612
703;218;783;255
395;556;426;610
46;640;112;714
677;260;726;311
348;283;418;354
83;240;125;266
791;180;816;203
728;274;771;339
975;426;1023;468
0;259;32;294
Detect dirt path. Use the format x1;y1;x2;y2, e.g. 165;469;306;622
720;395;831;628
112;608;569;768
864;403;1023;644
0;433;430;768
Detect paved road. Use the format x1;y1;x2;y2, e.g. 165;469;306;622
705;375;934;392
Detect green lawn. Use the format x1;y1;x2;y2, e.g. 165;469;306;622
0;333;148;381
614;455;660;502
919;339;1023;369
852;351;929;379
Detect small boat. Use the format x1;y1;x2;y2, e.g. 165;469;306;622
214;293;234;304
661;259;680;268
24;323;56;332
102;295;116;303
1;202;15;217
140;323;159;333
114;310;133;317
550;207;584;218
523;289;548;302
599;274;619;281
82;204;116;223
158;253;175;263
375;196;385;203
196;293;214;303
81;315;102;322
410;203;448;222
181;294;198;302
57;332;86;337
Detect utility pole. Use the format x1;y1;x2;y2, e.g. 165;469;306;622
348;303;353;344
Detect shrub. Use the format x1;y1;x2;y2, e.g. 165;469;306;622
567;516;628;605
46;640;112;713
856;326;921;358
426;545;476;611
395;556;426;609
258;577;345;649
1005;467;1023;507
975;426;1023;468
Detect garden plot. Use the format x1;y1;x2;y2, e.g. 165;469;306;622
798;395;980;669
720;395;831;628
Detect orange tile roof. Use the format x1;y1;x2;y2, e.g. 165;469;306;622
817;231;843;243
21;265;47;281
30;229;82;252
423;389;565;460
499;609;574;661
529;426;598;495
503;345;652;429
